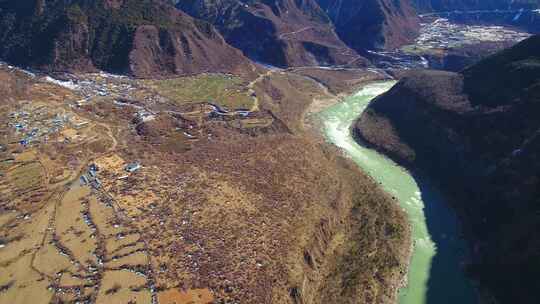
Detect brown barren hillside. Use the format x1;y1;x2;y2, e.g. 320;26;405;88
177;0;368;68
0;58;410;304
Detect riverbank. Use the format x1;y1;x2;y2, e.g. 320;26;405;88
302;72;390;135
318;81;476;304
353;37;540;301
314;81;411;303
350;78;487;303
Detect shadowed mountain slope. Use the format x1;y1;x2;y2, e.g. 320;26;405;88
176;0;369;67
0;0;252;77
356;35;540;303
317;0;420;51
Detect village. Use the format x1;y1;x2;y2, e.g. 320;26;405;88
7;103;91;148
367;16;532;70
0;60;285;304
414;17;531;50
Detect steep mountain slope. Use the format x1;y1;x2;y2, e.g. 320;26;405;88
355;35;540;303
317;0;420;51
176;0;369;67
0;0;251;77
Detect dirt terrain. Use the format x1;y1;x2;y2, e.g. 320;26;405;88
0;63;410;304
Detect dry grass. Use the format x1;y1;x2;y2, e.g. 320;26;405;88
291;67;385;95
157;288;214;304
96;270;151;304
6;162;44;192
0;66;410;304
0;255;53;304
142;74;254;109
254;72;328;133
33;232;76;277
88;196;123;238
59;272;86;287
14;150;37;163
0;202;54;264
106;234;141;254
55;185;98;267
106;251;148;268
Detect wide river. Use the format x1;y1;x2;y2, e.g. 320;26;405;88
317;81;477;304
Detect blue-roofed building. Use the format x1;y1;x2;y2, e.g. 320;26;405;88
125;162;141;173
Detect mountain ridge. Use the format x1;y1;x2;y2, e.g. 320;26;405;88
176;0;370;67
0;0;252;77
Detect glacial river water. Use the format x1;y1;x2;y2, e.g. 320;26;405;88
318;81;477;304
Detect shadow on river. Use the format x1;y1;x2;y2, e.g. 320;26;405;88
317;81;477;304
415;176;477;304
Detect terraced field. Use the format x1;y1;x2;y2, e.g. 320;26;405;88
141;74;255;110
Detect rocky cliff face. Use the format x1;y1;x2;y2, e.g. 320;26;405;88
317;0;420;51
176;0;369;68
0;0;251;77
355;35;540;303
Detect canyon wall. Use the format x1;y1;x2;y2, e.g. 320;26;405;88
355;35;540;303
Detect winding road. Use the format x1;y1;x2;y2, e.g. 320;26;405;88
278;26;313;40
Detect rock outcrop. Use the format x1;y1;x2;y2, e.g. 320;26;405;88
0;0;251;77
355;35;540;303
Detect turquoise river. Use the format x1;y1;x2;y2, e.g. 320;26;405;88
317;81;477;304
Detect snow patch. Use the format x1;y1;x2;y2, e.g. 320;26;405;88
43;76;80;90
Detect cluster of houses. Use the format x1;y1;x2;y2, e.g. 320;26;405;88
208;103;251;118
134;110;156;123
415;17;530;50
80;163;102;189
80;162;141;189
43;71;137;107
8;107;88;148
